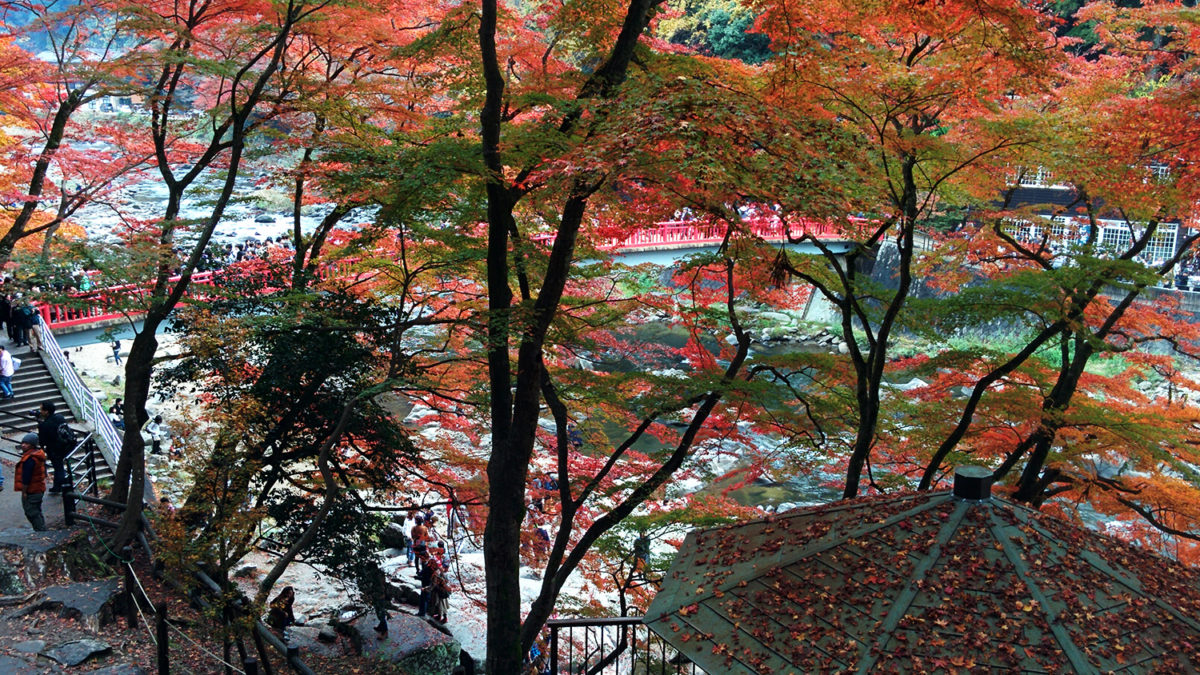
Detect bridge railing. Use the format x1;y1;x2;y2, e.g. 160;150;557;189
39;321;124;468
35;217;842;334
38;257;365;333
531;216;848;252
38;271;217;332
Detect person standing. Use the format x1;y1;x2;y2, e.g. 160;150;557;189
0;345;13;399
14;433;47;531
0;293;10;340
145;415;164;454
430;561;450;623
416;558;435;618
111;340;121;366
403;509;419;567
28;307;42;352
410;516;429;574
12;296;31;347
37;401;70;493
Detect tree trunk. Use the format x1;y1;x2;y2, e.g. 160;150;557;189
842;160;918;498
478;1;657;669
0;91;82;265
107;324;159;549
255;402;354;606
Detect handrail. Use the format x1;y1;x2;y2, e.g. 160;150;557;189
38;324;124;469
60;443;317;675
546;617;645;628
545;615;702;675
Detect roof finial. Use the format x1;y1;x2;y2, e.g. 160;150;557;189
953;466;993;500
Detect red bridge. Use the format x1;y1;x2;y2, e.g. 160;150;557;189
35;258;362;333
532;216;845;251
37;218;846;332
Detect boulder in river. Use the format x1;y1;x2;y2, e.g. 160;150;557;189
379;522;408;549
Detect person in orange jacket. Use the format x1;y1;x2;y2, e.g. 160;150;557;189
14;433;47;531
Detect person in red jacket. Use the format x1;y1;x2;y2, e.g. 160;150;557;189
14;433;47;531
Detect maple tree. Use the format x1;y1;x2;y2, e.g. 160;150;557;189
462;0;869;668
0;1;153;263
11;2;1200;669
159;250;424;598
745;0;1063;498
901;1;1200;555
144;0;489;620
81;0;336;550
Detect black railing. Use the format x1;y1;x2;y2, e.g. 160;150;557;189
0;408;39;461
546;617;702;675
57;441;316;675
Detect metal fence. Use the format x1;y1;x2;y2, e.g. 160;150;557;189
546;617;703;675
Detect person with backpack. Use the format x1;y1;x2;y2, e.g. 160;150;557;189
430;560;451;623
416;557;436;619
12;296;32;347
36;400;73;493
28;307;42;352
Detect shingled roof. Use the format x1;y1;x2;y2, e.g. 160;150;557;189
645;468;1200;674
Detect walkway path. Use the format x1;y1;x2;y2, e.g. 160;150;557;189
0;478;67;533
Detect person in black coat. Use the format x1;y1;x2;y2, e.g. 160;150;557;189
266;586;295;630
0;294;10;339
12;297;32;347
36;400;70;493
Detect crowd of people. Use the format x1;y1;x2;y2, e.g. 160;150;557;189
0;292;42;353
197;236;293;272
404;508;453;623
260;503;461;640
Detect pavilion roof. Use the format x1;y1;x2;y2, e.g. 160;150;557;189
645;477;1200;674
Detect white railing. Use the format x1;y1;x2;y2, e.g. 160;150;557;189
38;322;123;470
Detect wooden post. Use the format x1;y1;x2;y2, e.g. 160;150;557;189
87;439;98;497
62;486;75;527
223;605;233;675
156;601;169;674
123;546;137;629
286;644;300;669
251;624;276;675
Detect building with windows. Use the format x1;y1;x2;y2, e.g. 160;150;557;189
1001;166;1192;284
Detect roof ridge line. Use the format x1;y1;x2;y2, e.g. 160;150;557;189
1017;513;1200;638
853;498;972;674
706;493;954;600
988;508;1098;674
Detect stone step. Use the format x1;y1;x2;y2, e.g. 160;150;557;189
0;348;115;490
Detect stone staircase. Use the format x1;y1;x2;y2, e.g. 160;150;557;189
0;347;110;485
